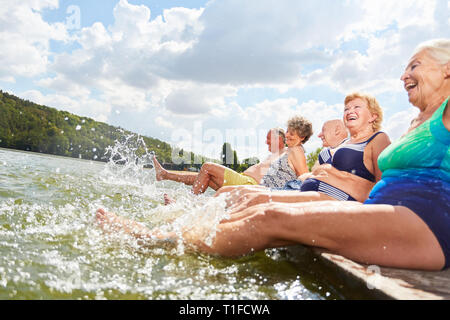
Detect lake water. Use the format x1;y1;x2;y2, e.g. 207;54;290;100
0;141;349;300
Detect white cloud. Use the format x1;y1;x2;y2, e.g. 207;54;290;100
154;116;175;129
302;0;449;95
165;83;236;115
2;0;448;163
0;0;68;80
20;89;111;123
384;109;419;141
168;0;360;85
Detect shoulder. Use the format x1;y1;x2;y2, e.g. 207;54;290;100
369;131;391;145
368;131;391;155
289;146;306;156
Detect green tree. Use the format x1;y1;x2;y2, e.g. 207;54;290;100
221;142;233;168
307;147;322;171
0;90;215;165
232;150;239;170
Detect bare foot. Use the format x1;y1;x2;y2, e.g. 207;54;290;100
95;208;126;233
163;194;175;205
95;208;177;244
152;156;168;181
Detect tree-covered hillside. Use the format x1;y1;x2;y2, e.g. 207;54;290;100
0;90;174;163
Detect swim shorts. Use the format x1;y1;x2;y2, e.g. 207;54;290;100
223;168;258;186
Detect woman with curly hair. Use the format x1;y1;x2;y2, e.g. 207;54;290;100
96;39;450;270
153;115;312;196
220;93;391;210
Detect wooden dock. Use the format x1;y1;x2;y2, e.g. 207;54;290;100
310;248;450;299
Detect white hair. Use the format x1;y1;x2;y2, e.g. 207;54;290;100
412;39;450;65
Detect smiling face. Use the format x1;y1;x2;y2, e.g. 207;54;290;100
400;49;449;109
285;127;304;147
318;123;333;147
266;130;284;152
318;120;346;148
343;98;376;133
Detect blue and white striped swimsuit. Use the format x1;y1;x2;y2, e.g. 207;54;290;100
283;132;383;201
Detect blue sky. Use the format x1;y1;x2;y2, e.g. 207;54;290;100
1;0;449;160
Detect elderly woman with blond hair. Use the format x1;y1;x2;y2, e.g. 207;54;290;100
96;39;450;271
220;92;391;211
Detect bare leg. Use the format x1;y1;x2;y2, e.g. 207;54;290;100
191;162;227;194
163;194;174;205
214;186;240;197
196;201;445;270
153;156;198;185
96;208;176;242
95;200;445;270
227;190;336;214
215;185;269;208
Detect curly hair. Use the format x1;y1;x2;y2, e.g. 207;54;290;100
344;92;383;132
286;115;313;144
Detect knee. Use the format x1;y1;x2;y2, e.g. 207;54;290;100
201;162;217;173
247;203;284;226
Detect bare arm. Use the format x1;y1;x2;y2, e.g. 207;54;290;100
311;164;375;202
443;99;450;131
227;190;329;214
309;133;391;202
288;146;309;176
368;132;391;182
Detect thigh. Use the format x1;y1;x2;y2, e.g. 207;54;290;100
211;201;445;270
266;201;445;270
215;185;241;196
200;163;226;186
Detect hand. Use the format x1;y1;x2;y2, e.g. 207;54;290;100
224;187;254;208
228;192;270;214
298;172;313;181
311;164;333;178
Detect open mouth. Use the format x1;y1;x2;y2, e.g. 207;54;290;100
405;82;417;92
347;116;357;121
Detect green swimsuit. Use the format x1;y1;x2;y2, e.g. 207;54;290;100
365;97;450;269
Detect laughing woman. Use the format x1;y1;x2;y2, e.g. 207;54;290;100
219;93;391;212
96;39;450;271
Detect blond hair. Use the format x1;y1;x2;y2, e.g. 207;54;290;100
344;92;383;132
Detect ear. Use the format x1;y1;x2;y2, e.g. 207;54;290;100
370;113;378;123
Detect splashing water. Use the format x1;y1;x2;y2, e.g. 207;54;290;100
0;136;343;300
99;132;231;251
